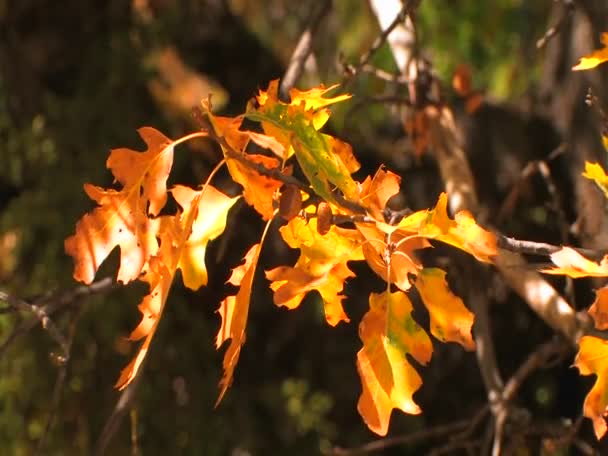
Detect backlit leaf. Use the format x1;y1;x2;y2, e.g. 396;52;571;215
357;291;433;436
414;268;475;350
589;287;608;330
216;243;263;404
574;336;608;439
542;247;608;278
405;192;497;262
583;162;608;200
266;216;364;326
65;127;175;284
573;33;608;71
115;184;236;389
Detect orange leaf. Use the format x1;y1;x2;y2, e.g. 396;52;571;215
115;184;236;390
65;127;175;284
589;287;608;330
359;167;401;221
216;243;262;404
357;291;433;436
225;154;286;220
266;217;364;326
414;268;475;350
573;33;608;71
574;336;608;439
357;223;430;291
542;247;608;278
411;192;497;262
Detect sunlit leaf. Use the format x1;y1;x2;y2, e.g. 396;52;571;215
357;291;433;436
266;216;364;326
542;247;608;278
65;127;175;284
573;33;608;71
583;162;608;200
589;287;608;330
415;268;475;350
574;336;608;439
216;243;263;404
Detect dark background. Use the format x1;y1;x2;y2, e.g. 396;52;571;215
1;0;608;454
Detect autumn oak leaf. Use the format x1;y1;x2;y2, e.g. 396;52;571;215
115;183;237;390
357;291;433;436
590;287;608;330
266;216;364;326
574;336;608;439
216;243;263;404
542;247;608;278
573;33;608;71
414;268;475;350
65;127;175;284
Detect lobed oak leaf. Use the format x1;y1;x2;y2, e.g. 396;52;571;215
248;80;359;205
225;154;286;220
357;223;430;291
359;166;401;221
414;268;475;350
266;216;364;326
574;336;608;439
357;291;433;436
542;247;608;278
583;162;608;200
65;128;176;284
573;33;608;71
171;185;239;290
115;183;237;390
216;243;262;404
415;192;497;262
590;287;608;330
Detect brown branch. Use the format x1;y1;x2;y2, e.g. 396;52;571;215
536;0;575;49
0;277;116;358
279;0;332;100
330;416;476;455
35;306;82;455
342;0;420;83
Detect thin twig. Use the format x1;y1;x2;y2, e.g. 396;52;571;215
0;277;116;358
342;0;420;83
536;0;575;49
330;418;473;455
94;375;143;456
0;289;69;355
35;306;82;455
279;0;332;100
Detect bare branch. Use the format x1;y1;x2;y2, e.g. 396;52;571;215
279;0;332;100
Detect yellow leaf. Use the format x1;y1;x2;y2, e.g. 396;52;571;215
357;291;433;436
542;247;608;278
115;184;236;390
413;193;497;262
573;33;608;71
583;162;608;200
172;185;239;290
414;268;475;350
574;336;608;439
266;217;364;326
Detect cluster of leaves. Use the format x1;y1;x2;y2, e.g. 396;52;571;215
65;80;499;436
63;34;608;439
